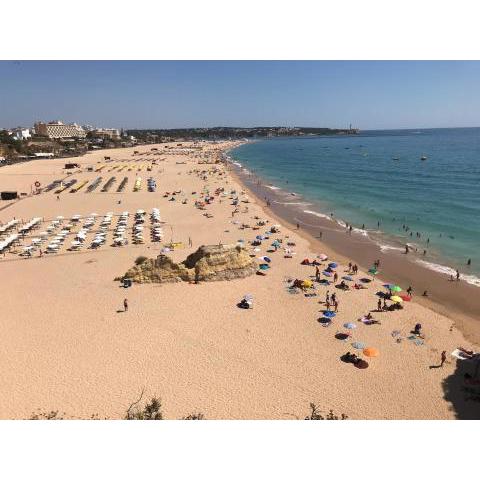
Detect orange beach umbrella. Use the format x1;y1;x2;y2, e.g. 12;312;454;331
363;347;379;358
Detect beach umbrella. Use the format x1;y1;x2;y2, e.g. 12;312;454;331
363;347;379;357
323;310;336;318
255;235;264;240
342;275;353;281
318;317;331;325
352;341;366;349
318;254;328;261
383;283;394;289
258;256;271;263
344;322;357;329
390;296;403;303
368;267;378;275
391;285;402;292
399;295;412;301
328;262;338;268
323;271;332;277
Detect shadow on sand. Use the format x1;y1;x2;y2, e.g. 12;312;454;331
442;358;480;419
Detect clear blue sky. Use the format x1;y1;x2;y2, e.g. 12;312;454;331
1;61;480;130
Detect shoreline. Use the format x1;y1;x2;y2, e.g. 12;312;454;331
225;154;480;347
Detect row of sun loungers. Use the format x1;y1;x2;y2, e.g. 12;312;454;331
0;233;20;253
151;208;163;242
90;213;113;249
101;177;117;192
70;180;88;193
70;214;97;251
19;217;42;235
113;212;129;247
0;219;20;235
86;177;103;193
55;179;77;194
117;177;128;192
147;177;156;192
133;177;142;192
132;210;146;244
44;180;62;192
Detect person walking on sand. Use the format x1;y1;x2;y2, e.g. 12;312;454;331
407;285;413;296
377;298;382;311
333;272;338;283
440;350;447;367
315;265;320;282
123;298;128;312
296;223;300;230
188;236;192;247
456;269;460;281
334;299;339;312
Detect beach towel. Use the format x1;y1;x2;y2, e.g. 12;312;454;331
451;349;479;361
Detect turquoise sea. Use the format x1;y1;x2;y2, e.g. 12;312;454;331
229;128;480;285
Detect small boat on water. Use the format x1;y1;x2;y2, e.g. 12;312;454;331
421;155;427;161
392;157;400;161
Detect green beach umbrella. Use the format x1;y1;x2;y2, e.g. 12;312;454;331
368;267;378;275
391;285;402;292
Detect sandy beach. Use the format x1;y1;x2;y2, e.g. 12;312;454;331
0;141;479;420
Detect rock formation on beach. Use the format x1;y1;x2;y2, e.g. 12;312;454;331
119;244;257;283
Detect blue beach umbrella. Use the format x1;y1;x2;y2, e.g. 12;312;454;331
323;311;336;318
256;235;263;240
323;271;332;277
344;322;357;329
329;262;338;268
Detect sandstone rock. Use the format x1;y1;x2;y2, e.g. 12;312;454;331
119;244;256;284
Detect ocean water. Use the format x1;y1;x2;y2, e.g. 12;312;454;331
229;128;480;284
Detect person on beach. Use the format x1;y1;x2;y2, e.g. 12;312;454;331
334;299;339;312
467;258;471;266
123;298;128;312
188;237;192;247
331;292;337;304
315;266;320;282
319;231;323;239
333;272;338;283
39;248;42;257
405;244;409;254
407;286;413;296
296;223;300;230
456;269;460;281
422;290;428;297
377;299;382;311
326;299;330;311
440;351;447;367
325;291;330;304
